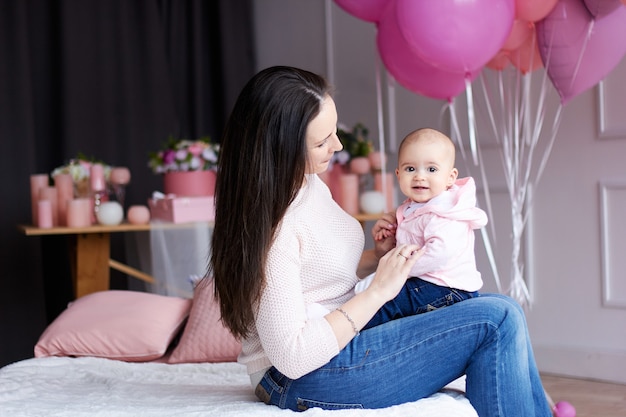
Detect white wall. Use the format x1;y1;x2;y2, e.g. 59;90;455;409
253;0;626;384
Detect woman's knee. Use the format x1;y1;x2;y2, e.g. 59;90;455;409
466;295;527;334
479;293;526;318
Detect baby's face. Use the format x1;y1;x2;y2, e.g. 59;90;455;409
395;137;457;203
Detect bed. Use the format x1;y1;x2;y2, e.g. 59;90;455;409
0;280;478;416
0;356;475;416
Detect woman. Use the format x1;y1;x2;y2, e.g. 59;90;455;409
211;66;551;416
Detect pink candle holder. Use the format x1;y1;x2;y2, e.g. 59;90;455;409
375;172;396;212
30;174;49;225
54;174;74;227
339;173;360;215
90;164;106;192
37;200;53;229
39;186;58;227
66;198;92;228
369;151;386;171
90;164;108;223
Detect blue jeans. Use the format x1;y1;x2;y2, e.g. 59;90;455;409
256;294;551;416
363;277;478;330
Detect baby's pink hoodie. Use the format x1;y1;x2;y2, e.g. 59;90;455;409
395;176;487;292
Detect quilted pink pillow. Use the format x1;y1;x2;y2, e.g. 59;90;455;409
168;277;241;363
34;291;191;362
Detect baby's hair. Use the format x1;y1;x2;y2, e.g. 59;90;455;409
398;128;456;165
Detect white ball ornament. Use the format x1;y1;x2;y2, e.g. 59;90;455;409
96;201;124;226
359;190;386;214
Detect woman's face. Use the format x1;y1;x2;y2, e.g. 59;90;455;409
305;95;343;174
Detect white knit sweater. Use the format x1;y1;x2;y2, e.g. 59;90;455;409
238;174;365;382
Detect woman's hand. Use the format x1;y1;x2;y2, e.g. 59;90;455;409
372;212;397;259
365;244;423;303
331;243;424;348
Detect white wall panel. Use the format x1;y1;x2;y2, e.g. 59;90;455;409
600;180;626;308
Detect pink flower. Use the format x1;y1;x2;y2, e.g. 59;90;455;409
78;160;92;170
162;150;176;165
187;143;204;157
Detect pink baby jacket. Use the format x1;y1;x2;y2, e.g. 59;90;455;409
395;176;487;292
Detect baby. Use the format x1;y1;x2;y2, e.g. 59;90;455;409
357;128;488;329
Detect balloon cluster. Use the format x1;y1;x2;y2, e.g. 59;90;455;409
334;0;626;104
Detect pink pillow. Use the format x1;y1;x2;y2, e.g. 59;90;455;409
168;277;241;363
35;290;191;362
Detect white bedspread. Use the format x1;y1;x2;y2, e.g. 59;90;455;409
0;356;477;416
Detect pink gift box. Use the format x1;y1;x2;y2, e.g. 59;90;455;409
148;196;215;223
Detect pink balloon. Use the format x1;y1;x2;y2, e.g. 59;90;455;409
376;7;477;101
486;51;512;71
553;401;576;417
502;19;534;51
509;31;544;74
333;0;389;23
516;0;559;22
395;0;515;73
536;0;626;104
584;0;623;17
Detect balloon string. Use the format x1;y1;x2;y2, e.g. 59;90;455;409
374;53;389;211
448;100;468;162
474;138;502;293
449;97;501;294
465;78;479;166
476;73;499;243
323;0;335;85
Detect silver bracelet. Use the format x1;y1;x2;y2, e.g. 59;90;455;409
336;308;359;336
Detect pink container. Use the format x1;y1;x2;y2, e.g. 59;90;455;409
148;196;215;223
163;170;216;197
369;151;386;171
66;198;92;228
30;174;49;225
338;173;360;215
90;164;106;193
374;172;396;212
349;157;371;175
39;186;58;227
54;174;74;227
37;200;53;229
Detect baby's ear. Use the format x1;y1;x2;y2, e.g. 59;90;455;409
448;168;459;187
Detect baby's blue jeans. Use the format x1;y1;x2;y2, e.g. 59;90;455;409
363;277;479;330
256;294;551;416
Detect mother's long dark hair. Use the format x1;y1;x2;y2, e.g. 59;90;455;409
211;66;332;339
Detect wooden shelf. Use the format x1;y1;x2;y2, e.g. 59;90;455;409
20;214;380;298
352;213;386;223
18;221;214;236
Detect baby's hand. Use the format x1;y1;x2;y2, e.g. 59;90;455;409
375;228;393;241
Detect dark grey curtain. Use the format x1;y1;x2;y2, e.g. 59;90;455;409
0;0;255;366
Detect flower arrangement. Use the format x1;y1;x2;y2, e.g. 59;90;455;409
51;154;112;183
333;122;373;166
51;154;112;197
148;136;220;174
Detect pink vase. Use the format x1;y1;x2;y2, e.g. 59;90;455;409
339;173;360;215
30;174;49;225
54;173;74;227
349;157;371;175
374;172;396;212
163;170;216;197
38;186;58;227
369;151;386;171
